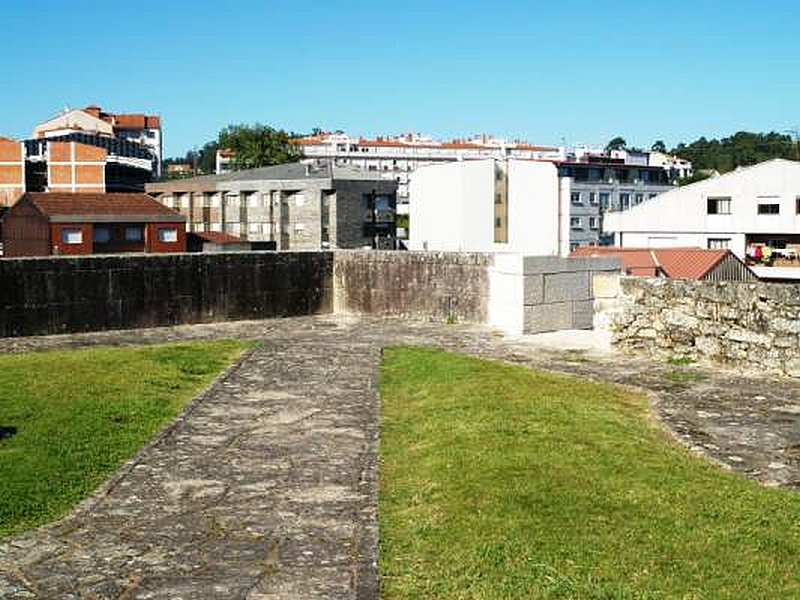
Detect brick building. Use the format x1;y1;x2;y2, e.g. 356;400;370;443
147;162;397;250
2;192;186;257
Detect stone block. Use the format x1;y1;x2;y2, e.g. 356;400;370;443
523;303;573;334
522;274;544;305
543;271;590;303
592;273;620;299
572;300;594;330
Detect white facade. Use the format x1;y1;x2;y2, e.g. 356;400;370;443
605;159;800;260
409;159;570;256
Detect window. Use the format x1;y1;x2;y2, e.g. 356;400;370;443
495;217;502;228
589;192;598;205
61;228;83;244
757;203;780;215
599;192;610;208
495;192;502;205
157;227;178;243
649;193;658;200
589;217;599;230
707;197;731;215
634;193;643;205
125;227;143;241
707;238;731;249
797;197;800;214
620;193;631;210
570;217;582;229
571;192;582;205
93;227;110;243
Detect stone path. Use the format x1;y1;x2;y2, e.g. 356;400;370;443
0;316;798;599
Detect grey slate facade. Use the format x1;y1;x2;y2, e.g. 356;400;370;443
147;163;397;251
559;161;674;248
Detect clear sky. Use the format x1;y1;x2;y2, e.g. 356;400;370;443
3;0;799;157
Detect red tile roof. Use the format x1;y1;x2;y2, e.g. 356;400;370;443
571;246;733;279
82;106;161;130
188;231;244;244
25;192;183;219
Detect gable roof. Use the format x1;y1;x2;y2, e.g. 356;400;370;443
21;192;184;223
570;246;740;279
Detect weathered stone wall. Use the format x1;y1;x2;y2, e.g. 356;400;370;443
0;252;332;337
609;277;800;376
333;250;493;323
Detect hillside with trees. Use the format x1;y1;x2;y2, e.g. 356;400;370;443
671;131;798;173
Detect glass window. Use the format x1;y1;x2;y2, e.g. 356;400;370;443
157;227;178;243
620;193;631;210
599;192;610;208
125;227;143;241
757;203;780;215
61;228;83;244
589;192;598;205
635;193;644;205
707;197;731;215
589;217;599;230
570;217;582;229
707;238;731;249
93;227;110;243
571;192;582;205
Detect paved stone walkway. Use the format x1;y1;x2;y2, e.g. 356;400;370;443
0;316;798;599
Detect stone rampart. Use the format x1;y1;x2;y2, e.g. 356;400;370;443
0;252;332;337
608;277;800;376
333;250;493;323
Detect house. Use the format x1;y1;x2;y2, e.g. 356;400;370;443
409;159;571;255
2;192;186;257
604;158;800;281
187;231;251;252
570;246;756;282
147;162;397;250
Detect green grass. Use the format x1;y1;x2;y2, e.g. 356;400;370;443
663;369;707;383
379;347;800;599
0;340;250;539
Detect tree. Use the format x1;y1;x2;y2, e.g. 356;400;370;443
218;123;303;171
605;137;626;152
651;140;667;153
196;141;219;174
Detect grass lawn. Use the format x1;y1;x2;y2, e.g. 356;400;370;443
0;340;250;539
379;348;800;599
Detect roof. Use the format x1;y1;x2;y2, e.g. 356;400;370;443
147;161;389;189
21;192;184;223
82;106;161;130
188;231;245;244
571;246;735;279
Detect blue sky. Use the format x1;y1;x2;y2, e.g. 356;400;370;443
3;0;799;156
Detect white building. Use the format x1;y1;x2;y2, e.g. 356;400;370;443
409;159;571;256
604;158;800;278
286;132;565;215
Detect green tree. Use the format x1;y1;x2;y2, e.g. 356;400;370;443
605;136;627;152
218;123;303;171
671;131;795;173
196;141;219;174
651;140;667;153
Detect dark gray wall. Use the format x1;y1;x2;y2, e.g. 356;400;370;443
0;252;332;337
333;251;493;323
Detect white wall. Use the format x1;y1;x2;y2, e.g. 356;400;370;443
605;159;800;258
410;159;563;255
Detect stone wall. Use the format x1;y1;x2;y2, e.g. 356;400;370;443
0;252;332;337
608;277;800;376
333;250;493;323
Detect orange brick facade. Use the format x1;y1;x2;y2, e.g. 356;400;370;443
0;138;25;207
47;142;107;193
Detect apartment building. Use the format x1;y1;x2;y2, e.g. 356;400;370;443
409;159;571;256
604;158;800;280
559;155;675;248
147;162;397;250
216;132;563;214
35;105;163;176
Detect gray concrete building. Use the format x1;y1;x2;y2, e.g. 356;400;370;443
558;159;675;248
147;163;397;250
